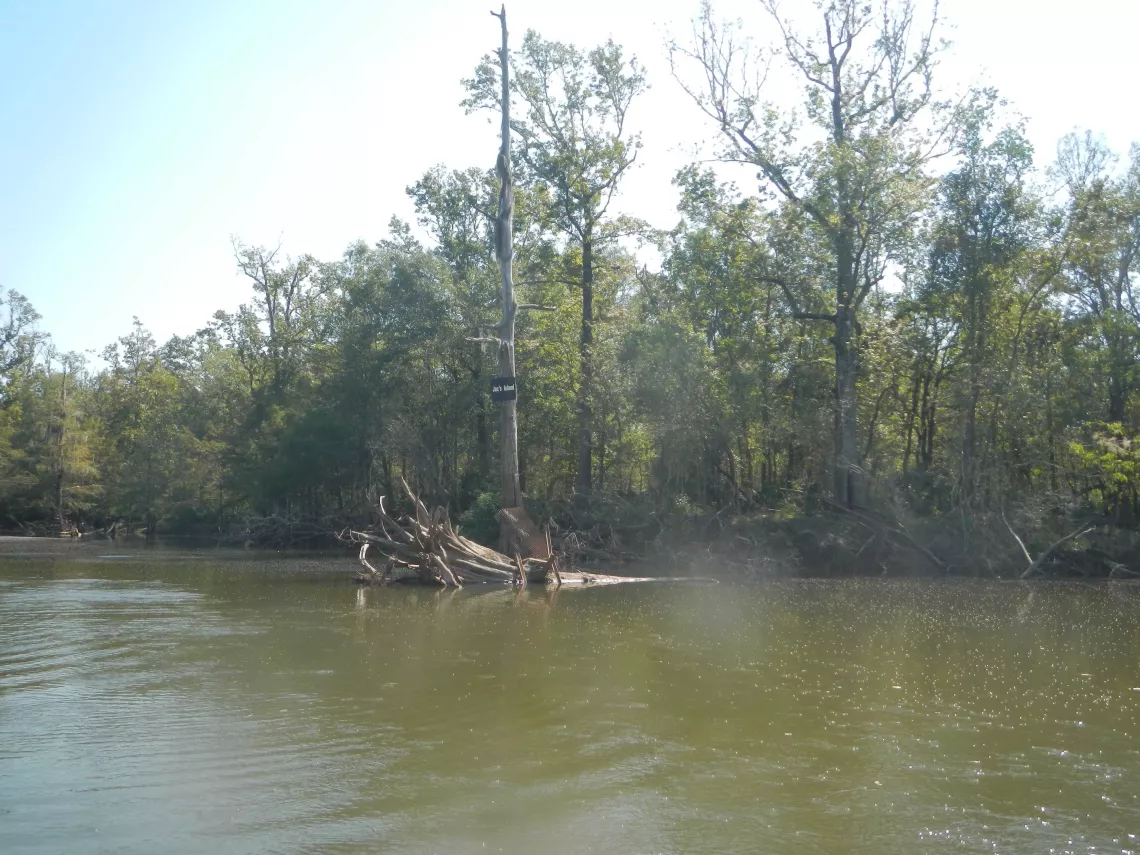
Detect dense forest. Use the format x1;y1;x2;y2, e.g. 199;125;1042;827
2;2;1138;572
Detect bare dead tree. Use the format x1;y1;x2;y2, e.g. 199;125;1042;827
491;5;522;522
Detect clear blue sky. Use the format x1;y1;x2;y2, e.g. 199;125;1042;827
2;0;1137;358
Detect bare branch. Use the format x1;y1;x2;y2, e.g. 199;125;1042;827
1001;507;1034;569
1020;526;1095;579
757;275;836;324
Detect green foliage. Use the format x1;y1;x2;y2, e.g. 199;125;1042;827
1068;424;1140;524
458;490;501;547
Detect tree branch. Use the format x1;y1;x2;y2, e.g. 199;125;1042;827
758;275;836;324
1001;507;1033;568
1020;525;1095;579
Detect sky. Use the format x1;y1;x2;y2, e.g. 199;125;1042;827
1;0;1138;359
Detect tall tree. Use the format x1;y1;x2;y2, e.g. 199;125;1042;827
1055;133;1140;424
97;321;204;538
662;167;783;506
930;103;1038;493
0;289;44;387
231;242;325;400
672;0;947;506
408;166;499;483
490;5;522;517
465;28;646;493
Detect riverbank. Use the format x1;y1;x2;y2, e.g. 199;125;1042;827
6;504;1138;581
536;499;1140;580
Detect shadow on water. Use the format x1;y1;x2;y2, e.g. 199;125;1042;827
1;545;1138;854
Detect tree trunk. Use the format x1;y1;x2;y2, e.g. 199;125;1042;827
786;339;802;487
576;234;594;494
903;371;920;475
473;355;490;481
741;434;753;497
963;387;980;492
918;371;935;473
1046;367;1059;494
476;402;490;480
54;368;67;529
1109;376;1127;423
922;401;937;473
492;7;522;518
830;56;863;510
597;422;606;493
1108;331;1128;422
54;471;64;529
962;286;985;495
833;303;863;507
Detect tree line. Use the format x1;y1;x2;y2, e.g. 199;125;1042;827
1;0;1137;548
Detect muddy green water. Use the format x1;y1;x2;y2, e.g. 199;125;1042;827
0;547;1138;854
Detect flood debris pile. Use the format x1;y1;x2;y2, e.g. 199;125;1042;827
341;481;650;588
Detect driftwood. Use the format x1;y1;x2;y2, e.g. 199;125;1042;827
340;480;666;588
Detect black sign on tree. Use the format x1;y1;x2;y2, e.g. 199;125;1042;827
491;376;517;402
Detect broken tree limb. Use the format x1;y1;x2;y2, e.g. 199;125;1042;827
547;553;563;588
1020;525;1096;579
358;543;391;582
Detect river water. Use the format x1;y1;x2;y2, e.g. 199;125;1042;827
0;545;1137;854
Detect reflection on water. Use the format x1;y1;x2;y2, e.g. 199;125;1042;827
1;553;1138;854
